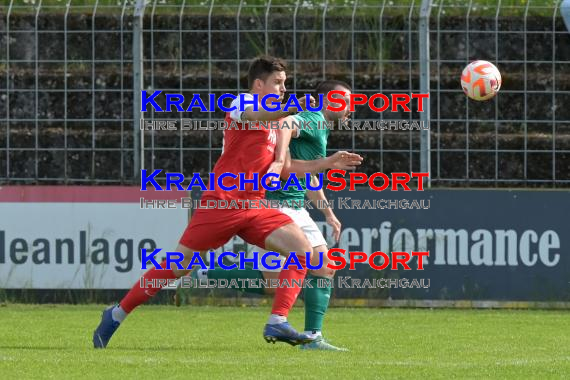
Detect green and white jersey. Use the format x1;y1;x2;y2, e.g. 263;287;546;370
266;110;329;208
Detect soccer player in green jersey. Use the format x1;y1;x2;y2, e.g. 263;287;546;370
188;80;356;351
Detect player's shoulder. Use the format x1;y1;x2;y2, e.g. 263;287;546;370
230;92;254;106
229;93;255;121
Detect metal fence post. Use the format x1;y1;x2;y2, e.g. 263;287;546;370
562;0;570;31
35;0;43;181
5;0;14;180
133;0;146;177
419;0;432;188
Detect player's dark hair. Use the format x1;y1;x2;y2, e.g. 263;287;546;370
315;79;352;98
247;56;287;89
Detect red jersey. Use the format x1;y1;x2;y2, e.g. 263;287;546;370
201;113;277;202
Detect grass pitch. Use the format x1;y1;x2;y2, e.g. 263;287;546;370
0;305;569;379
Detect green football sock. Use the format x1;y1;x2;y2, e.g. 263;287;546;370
206;267;266;295
304;274;333;332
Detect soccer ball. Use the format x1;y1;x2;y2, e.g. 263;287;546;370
460;60;502;101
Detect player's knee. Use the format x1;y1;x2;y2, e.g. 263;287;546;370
311;246;335;278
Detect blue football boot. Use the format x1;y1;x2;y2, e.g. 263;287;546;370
93;305;121;349
263;322;315;346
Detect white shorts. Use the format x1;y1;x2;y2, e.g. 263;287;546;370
253;206;327;272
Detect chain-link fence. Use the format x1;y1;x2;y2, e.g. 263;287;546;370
431;0;569;187
1;1;136;183
0;0;568;186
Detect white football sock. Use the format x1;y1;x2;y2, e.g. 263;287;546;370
267;314;287;325
111;305;127;323
304;330;322;339
196;269;209;281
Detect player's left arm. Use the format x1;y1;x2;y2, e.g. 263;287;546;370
265;115;299;184
305;175;341;242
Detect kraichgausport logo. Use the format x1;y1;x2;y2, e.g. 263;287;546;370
140;91;430;113
139;170;429;192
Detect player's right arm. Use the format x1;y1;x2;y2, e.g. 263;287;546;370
241;107;292;122
263;110;315;184
264;122;295;185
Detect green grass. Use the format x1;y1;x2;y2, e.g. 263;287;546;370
1;305;570;379
0;0;563;17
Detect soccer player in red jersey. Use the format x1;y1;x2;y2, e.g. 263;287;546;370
188;80;355;351
93;56;362;348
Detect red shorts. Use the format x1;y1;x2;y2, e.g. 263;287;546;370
179;206;293;251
